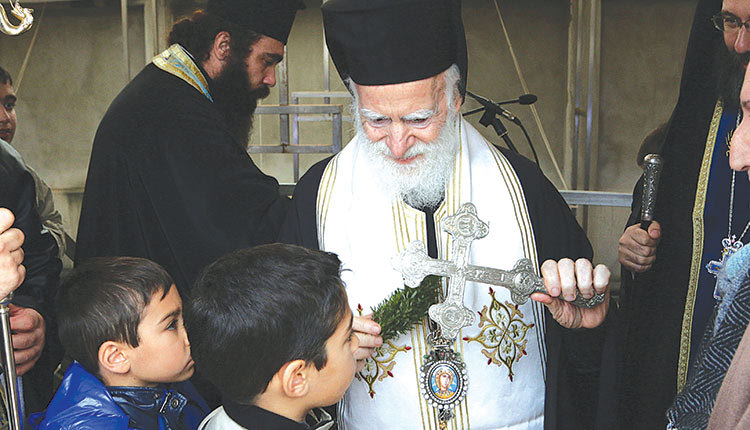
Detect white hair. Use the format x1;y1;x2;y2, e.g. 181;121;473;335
444;64;461;108
347;65;462;208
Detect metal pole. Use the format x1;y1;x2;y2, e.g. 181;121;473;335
143;0;158;64
121;0;131;81
0;294;20;430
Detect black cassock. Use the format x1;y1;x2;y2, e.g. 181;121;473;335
76;63;289;296
279;147;617;430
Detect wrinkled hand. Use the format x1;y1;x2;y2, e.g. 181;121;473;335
352;314;382;372
0;209;25;299
10;305;45;376
531;258;610;329
618;221;661;273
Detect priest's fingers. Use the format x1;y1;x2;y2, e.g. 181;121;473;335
647;221;662;241
556;258;578;302
618;225;658;272
0;212;25;298
352;314;381;336
0;226;23;258
352;315;382;351
354;331;382;349
353;339;378;372
618;245;656;273
620;224;659;250
593;264;610;294
0;208;14;233
354;346;376;362
540;259;561;297
574;258;594;299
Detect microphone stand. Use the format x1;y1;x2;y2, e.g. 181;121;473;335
463;91;540;164
478;108;519;154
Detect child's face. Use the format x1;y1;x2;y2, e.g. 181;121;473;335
311;306;358;406
127;284;194;387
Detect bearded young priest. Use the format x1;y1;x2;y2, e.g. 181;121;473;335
75;0;302;296
279;1;614;429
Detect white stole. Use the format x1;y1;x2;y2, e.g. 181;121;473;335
318;118;546;430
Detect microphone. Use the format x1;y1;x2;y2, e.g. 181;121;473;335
465;91;521;124
518;94;538;105
497;93;538;106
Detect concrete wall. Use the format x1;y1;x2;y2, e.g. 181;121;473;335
0;0;699;283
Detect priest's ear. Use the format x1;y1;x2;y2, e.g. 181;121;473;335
203;31;232;79
211;31;232;62
277;359;310;398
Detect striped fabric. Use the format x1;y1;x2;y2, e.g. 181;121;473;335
667;247;750;429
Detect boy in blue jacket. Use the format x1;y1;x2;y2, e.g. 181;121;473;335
30;257;209;429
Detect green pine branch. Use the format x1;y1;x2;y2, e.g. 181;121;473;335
371;275;442;342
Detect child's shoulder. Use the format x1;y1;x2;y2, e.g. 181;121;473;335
29;362;130;430
198;406;247;430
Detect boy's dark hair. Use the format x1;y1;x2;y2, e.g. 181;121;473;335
167;10;262;63
57;257;173;375
185;244;349;403
0;66;12;85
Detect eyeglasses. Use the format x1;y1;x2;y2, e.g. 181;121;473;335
712;12;750;33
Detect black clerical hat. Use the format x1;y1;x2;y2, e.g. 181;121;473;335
206;0;305;44
322;0;467;90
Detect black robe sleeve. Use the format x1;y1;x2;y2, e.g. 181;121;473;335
0;146;60;321
278;156;331;248
76;64;289;295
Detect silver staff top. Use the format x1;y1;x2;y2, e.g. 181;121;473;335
640;153;664;222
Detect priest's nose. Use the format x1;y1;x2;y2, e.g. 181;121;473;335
264;69;277;87
735;26;750;54
386;125;413;159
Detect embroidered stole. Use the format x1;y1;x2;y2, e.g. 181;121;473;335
678;101;750;389
152;44;213;102
317;118;546;430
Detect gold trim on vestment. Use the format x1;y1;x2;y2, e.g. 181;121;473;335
152;44;212;101
317;154;340;249
677;100;723;390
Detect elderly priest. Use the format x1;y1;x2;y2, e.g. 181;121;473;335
279;1;613;429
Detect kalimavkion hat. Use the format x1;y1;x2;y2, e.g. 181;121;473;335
322;0;467;92
206;0;305;44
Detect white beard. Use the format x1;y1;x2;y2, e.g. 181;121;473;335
357;113;460;209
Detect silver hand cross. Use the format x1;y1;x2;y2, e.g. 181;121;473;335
392;203;605;339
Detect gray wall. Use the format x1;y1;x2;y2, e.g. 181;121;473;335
0;0;699;282
591;0;695;277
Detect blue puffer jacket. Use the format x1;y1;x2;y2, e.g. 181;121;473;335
29;362;209;430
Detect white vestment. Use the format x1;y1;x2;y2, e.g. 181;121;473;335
318;118;547;430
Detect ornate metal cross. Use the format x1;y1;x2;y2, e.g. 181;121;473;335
392;202;605;340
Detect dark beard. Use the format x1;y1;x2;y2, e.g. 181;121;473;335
717;47;750;111
211;53;270;149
